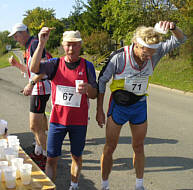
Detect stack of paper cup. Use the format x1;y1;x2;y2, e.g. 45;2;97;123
3;166;17;188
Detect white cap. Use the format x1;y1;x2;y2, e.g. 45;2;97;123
62;30;82;42
8;23;28;37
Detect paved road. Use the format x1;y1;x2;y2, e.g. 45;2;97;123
0;63;193;189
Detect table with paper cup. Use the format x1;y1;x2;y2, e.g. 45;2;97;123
0;137;56;190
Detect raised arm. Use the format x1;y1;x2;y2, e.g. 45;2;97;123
30;27;51;73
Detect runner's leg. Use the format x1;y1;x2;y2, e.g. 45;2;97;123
30;112;47;154
101;116;122;180
45;157;58;182
71;155;82;183
130;121;147;179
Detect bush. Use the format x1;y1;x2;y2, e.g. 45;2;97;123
82;30;111;55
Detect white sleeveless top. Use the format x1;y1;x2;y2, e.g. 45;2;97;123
114;46;153;95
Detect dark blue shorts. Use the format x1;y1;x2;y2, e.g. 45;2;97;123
30;94;50;113
107;99;147;125
47;123;87;157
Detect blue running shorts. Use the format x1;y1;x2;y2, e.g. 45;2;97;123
47;123;87;157
107;99;147;125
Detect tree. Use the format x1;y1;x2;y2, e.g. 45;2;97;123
82;0;107;34
67;0;85;31
101;0;144;42
0;31;17;55
169;0;193;60
23;7;65;50
23;7;56;34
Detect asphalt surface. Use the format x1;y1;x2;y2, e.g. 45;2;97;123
0;52;193;190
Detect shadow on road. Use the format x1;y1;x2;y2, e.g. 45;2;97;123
145;156;193;172
61;136;193;172
70;136;178;146
54;149;98;190
14;132;193;189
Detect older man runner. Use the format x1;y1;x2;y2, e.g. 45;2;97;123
8;23;51;170
96;21;186;190
30;28;98;190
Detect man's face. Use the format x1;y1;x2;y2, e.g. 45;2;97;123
13;31;26;46
63;41;81;58
136;44;156;62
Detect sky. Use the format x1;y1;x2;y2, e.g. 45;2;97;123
0;0;86;32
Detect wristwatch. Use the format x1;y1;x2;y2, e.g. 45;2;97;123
30;80;36;86
170;23;176;31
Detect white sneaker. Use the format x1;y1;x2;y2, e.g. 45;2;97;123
135;186;145;190
101;187;110;190
69;186;79;190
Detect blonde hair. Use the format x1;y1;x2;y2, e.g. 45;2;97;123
132;26;162;46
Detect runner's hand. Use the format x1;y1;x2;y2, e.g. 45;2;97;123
23;83;33;96
8;56;18;66
38;27;52;44
158;21;176;31
96;109;106;128
77;82;89;94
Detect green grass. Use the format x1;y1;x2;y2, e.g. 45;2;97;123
0;52;12;68
150;55;193;92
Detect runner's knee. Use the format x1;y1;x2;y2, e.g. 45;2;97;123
132;143;144;154
104;144;117;155
30;116;44;132
30;122;42;132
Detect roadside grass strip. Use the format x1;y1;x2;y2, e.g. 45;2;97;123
0;53;12;68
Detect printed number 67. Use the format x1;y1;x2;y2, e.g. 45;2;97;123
63;93;73;101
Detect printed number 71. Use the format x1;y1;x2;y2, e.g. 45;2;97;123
132;84;141;91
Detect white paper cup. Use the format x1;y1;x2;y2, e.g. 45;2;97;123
6;154;17;165
75;80;84;93
5;148;18;164
1;165;9;182
154;23;168;34
0;120;7;135
0;161;8;168
0;142;7;160
7;135;18;142
20;164;32;185
0;161;9;180
0;139;7;147
11;158;24;179
4;166;16;188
